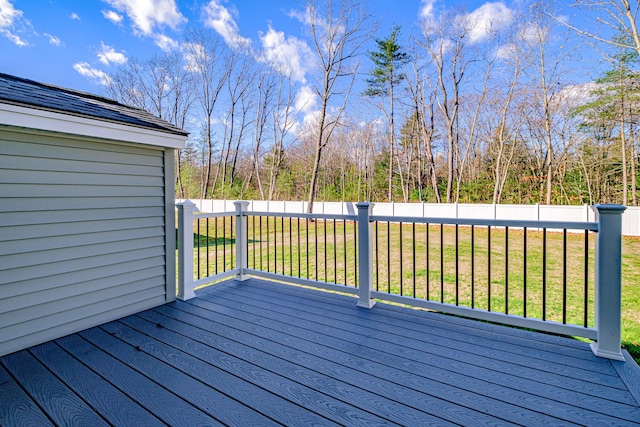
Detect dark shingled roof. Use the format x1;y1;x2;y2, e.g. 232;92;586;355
0;73;188;137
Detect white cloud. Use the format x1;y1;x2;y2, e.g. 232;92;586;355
102;0;186;36
301;109;322;131
461;2;514;44
5;31;25;46
0;0;27;46
291;85;321;136
202;0;251;49
154;33;179;51
44;33;62;46
419;1;514;44
287;7;312;26
259;26;313;83
73;62;112;85
555;82;597;109
182;42;205;72
102;9;123;24
495;42;515;59
295;85;317;113
0;0;20;28
70;12;80;20
97;42;127;65
419;0;437;23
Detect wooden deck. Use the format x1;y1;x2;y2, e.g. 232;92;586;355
2;278;639;426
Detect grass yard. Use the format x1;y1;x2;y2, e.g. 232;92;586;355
190;215;640;363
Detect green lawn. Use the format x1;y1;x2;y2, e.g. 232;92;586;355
190;215;640;363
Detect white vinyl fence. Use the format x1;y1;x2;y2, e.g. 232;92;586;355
177;199;640;237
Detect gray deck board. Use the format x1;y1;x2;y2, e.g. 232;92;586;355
1;350;109;426
98;319;345;426
28;341;163;426
111;315;430;426
0;364;53;426
159;300;566;425
280;282;609;364
199;283;625;394
56;333;223;426
136;307;465;426
612;352;640;407
194;282;640;425
232;281;624;381
2;277;640;426
234;281;616;375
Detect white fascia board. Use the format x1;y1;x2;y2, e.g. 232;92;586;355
0;102;187;149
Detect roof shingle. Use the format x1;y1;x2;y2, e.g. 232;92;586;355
0;73;188;137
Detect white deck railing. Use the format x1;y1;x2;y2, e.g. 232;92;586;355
176;200;627;361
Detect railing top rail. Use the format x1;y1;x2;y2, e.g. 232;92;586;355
370;215;600;231
246;210;358;221
194;211;236;219
188;208;600;230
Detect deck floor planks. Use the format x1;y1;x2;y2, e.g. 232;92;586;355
228;280;623;381
233;280;617;376
100;318;356;426
185;295;589;425
261;282;636;399
194;280;639;421
1;350;110;426
0;364;53;427
378;299;597;351
612;352;640;407
56;333;224;426
136;307;469;426
79;326;283;427
116;314;447;427
2;277;639;427
153;301;562;426
266;279;608;363
236;285;640;408
200;283;588;383
261;280;640;393
228;281;637;397
100;316;400;426
28;341;164;427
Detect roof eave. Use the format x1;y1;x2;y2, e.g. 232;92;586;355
0;102;187;149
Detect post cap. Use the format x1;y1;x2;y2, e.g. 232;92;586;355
592;204;627;214
355;201;374;208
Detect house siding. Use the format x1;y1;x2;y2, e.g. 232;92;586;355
0;128;170;356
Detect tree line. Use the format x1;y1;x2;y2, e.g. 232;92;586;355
104;0;640;207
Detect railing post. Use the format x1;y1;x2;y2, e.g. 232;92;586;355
234;201;250;281
591;204;626;360
356;202;376;309
177;200;196;301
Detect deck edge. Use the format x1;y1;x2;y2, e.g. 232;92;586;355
611;350;640;407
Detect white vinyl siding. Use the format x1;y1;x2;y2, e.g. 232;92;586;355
0;128;169;356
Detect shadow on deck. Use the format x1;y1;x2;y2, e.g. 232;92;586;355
2;277;640;426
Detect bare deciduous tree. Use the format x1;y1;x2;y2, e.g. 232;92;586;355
184;31;231;199
419;11;475;203
104;51;195;198
268;75;299;200
409;61;441;202
304;0;371;213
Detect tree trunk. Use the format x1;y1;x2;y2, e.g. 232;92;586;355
620;68;628;205
630;118;637;206
307;94;328;214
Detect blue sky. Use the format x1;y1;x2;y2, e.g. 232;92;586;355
0;0;610;95
0;0;425;93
